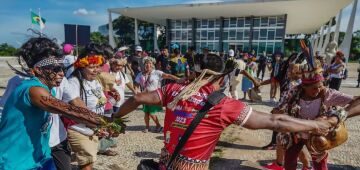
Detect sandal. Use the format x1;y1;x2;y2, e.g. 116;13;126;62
98;150;118;156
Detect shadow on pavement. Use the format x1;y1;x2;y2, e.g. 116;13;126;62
133;151;160;158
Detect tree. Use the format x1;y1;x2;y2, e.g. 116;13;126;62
90;32;108;44
0;43;18;56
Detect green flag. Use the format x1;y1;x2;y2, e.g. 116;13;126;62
31;11;46;29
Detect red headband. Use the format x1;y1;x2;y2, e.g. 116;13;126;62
301;74;324;85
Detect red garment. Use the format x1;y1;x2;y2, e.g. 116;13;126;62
100;63;110;73
157;83;252;162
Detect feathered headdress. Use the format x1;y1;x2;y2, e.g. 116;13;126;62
299;39;324;84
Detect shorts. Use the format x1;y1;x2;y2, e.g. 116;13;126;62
67;129;99;166
271;77;279;84
143;105;163;115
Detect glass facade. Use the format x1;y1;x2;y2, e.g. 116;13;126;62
169;15;286;55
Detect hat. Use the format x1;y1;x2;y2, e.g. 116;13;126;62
228;49;235;57
135;46;143;52
171;43;179;49
63;44;74;54
117;46;129;52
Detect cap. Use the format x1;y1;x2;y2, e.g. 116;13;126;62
118;46;129;52
63;44;74;54
135;46;143;52
228;49;235;57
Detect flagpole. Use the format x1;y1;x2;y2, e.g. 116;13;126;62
30;9;34;31
38;8;42;35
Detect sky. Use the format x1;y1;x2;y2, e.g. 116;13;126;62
0;0;359;48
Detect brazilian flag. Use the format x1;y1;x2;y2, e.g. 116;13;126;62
31;11;46;25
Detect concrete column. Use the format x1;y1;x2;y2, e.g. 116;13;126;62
166;19;171;51
134;18;140;45
340;0;358;63
153;24;159;52
191;18;196;49
334;9;342;43
321;18;333;53
313;33;319;52
108;10;116;48
317;26;325;52
219;17;224;52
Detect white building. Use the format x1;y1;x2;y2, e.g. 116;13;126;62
108;0;356;57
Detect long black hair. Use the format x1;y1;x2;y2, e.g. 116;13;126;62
71;42;104;104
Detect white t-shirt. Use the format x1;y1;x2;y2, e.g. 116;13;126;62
111;71;130;107
49;78;68;147
63;77;105;135
135;70;163;92
63;55;77;78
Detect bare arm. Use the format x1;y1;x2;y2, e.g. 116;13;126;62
126;82;137;94
113;90;162;118
242;110;331;135
346;96;360;118
29;87;100;128
162;73;180;81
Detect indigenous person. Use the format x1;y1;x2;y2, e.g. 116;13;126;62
135;57;180;133
184;46;196;71
266;47;358;170
63;44;77;78
128;45;145;80
110;58;137;112
113;54;332;170
327;51;345;90
241;54;257;100
62;43;115;169
0;37;100;170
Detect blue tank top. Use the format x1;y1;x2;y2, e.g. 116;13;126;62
0;77;54;170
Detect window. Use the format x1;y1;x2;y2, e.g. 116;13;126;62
196;20;201;28
276;28;284;39
223;42;229;52
261;17;268;27
182;21;187;29
252;43;258;54
252;30;259;40
176;31;181;40
196;31;200;40
244;29;250;40
277;16;285;26
245;17;251;27
201;30;207;40
209;20;215;28
259;42;266;54
229;30;236;40
243;42;250;52
215;30;220;40
269;17;276;27
208;31;215;40
268;30;275;40
266;43;274;54
230;18;237;27
223;31;229;40
171;31;176;40
260;29;267;40
237;18;244;27
176;20;181;29
236;30;243;40
215;19;221;28
253;18;260;27
201;19;208;28
182;31;188;40
224;19;229;28
171;21;176;29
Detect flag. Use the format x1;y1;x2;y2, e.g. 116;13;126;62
31;11;46;29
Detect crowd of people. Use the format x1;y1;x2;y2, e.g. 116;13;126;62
0;34;360;170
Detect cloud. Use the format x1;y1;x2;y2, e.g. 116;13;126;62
73;8;96;16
